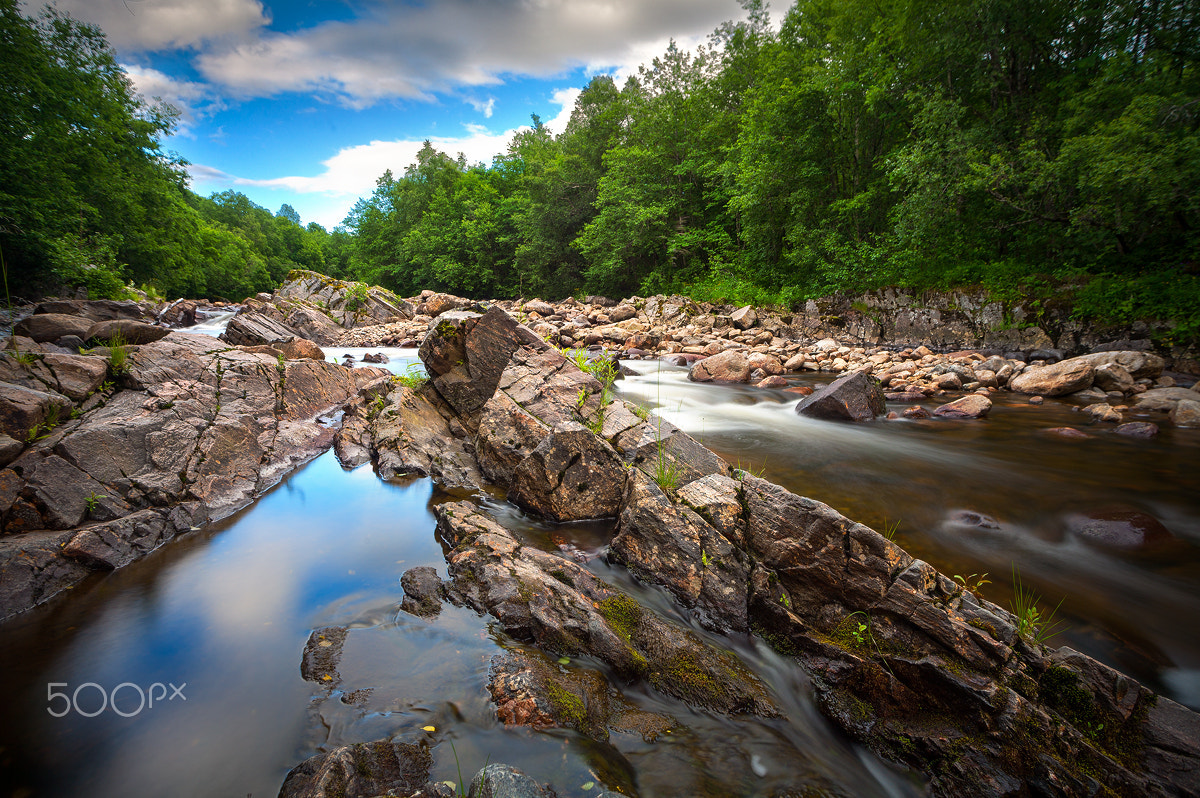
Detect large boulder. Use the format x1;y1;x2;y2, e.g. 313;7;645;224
1075;350;1165;380
86;319;169;345
1135;387;1200;413
688;350;751;383
276;269;414;327
1009;357;1096;396
507;423;626;521
220;310;303;347
34;299;146;322
278;741;434;798
795;370;885;421
13;313;93;343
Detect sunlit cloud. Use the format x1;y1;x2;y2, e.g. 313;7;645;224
123;64;224;134
35;0;270;50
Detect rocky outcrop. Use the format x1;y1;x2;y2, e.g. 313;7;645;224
0;330;384;618
378;303;1200;797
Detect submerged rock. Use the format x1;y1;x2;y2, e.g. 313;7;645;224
1065;508;1175;549
278;740;435;798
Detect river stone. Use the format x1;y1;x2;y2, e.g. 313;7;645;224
400;566;444;618
1065;508;1174;549
1115;421;1159;438
747;351;783;375
278;740;433;798
86;319;169;345
688;350;751;383
371;383;484;490
795;370;885;422
473;391;549;485
13;313;94;343
300;626;348;684
1093;362;1135;393
508;423;626;521
933;394;992;419
1134;387;1200;413
523;299;555;317
469;764;549;798
39;352;108;399
1170;399;1200;426
1009;357;1095;396
731;305;757;330
424;292;472;317
1074;350;1166;380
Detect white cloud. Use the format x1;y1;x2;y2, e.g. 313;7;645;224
192;0;745;106
123;64;224;133
187;89;584;229
36;0;270;50
467;97;497;118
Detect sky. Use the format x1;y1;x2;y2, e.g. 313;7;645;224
32;0;751;231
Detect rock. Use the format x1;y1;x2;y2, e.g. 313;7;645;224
371;383;484;490
932;394;992;419
1029;395;1044;404
945;510;1001;530
1029;348;1064;363
158;299;197;327
437;501;778;717
424;292;473;317
1073;387;1110;403
38;353;108;399
812;337;839;353
1074;350;1166;380
85;319;169;345
755;375;789;388
468;764;548;798
795;370;885;422
13;313;93;343
608;304;636;323
508;423;627;522
1045;426;1089;439
361;352;388;364
221;310;302;347
1170;399;1200;426
746;352;783;375
1134;387;1200;413
688;350;751;383
934;371;962;390
400;566;445;618
902;405;929;419
278;740;433;798
1093;362;1135;394
0;435;21;468
1009;357;1095;396
1065;508;1174;549
730;305;757;330
611;471;750;633
1115;421;1159;438
35;299;146;322
522;299;556;317
1083;403;1123;423
0;382;72;441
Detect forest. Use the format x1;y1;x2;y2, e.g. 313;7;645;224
2;0;1198;339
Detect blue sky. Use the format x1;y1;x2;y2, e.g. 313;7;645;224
36;0;750;230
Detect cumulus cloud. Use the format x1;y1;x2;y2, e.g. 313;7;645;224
123;64;224;133
193;0;744;106
467;97;497;118
36;0;270;50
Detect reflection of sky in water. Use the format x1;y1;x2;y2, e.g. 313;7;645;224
3;453;446;798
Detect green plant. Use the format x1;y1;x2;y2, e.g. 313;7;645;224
84;492;99;516
882;517;901;541
701;548;708;569
106;330;129;375
98;380;114;393
575;387;588;410
10;349;37;367
25;423;40;443
1009;565;1067;646
394;363;428;390
344;282;369;312
734;459;765;479
953;573;991;598
43;403;60;430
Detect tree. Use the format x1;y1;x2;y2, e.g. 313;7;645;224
276;203;301;225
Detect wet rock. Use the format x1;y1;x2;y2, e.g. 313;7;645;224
333;410;372;469
795;370;885;422
371;383;484;490
932;394;992;419
436;501;779;717
1084;402;1123;423
945;510;1001;530
1029;348;1064;363
688;350;750;383
278;740;433;798
1065;508;1174;549
400;566;445;618
159;299;197;327
86;319;169;345
13;313;93;343
611;470;750;633
361;352;388;364
1045;426;1089;439
934;371;962;390
300;626;348;684
902;405;929;419
1170;399;1200;426
1115;421;1159;439
754;375;788;389
1009;357;1095;396
1029;395;1044;405
508;423;626;522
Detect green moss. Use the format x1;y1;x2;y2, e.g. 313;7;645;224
751;622;799;657
544;679;586;726
549;569;575;588
435;319;458;339
1039;665;1153;768
597;594;643;642
969;618;1002;641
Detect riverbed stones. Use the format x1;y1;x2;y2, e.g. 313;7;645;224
932;394;992;419
1065;508;1174;549
1009;357;1095;396
795;370;885;422
688;350;750;383
400;566;446;618
278;740;434;798
1169;399;1200;426
1133;386;1200;413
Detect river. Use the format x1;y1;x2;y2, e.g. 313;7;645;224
0;345;1196;797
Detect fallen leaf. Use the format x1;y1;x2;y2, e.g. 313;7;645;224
422;725;436;732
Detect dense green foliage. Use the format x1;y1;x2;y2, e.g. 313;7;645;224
343;0;1198;336
2;0;1197;339
0;0;346;302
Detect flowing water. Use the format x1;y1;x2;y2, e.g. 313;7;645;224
1;344;1197;797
